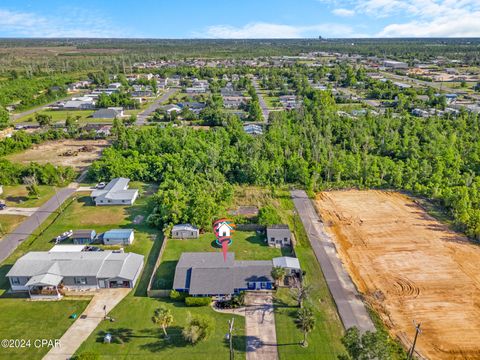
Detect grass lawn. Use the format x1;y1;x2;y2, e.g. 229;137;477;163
153;231;285;290
0;185;56;208
231;186;346;359
15;109;95;124
0;299;89;360
0;215;25;238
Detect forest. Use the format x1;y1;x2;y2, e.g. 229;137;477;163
87;89;480;239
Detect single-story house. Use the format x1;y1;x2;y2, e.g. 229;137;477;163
103;229;134;245
6;250;144;299
272;256;301;275
173;252;274;296
91;178;138;206
163;104;182;114
171;224;199;239
71;229;96;245
92;107;124;119
243;124;263;136
266;224;292;247
49;245;86;253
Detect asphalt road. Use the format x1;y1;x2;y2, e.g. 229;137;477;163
291;189;375;333
0;187;76;263
136;88;178;125
252;79;269;122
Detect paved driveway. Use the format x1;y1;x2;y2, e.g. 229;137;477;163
136;88;178;125
43;288;130;360
291;190;375;333
245;292;278;360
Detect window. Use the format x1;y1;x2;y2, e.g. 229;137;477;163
74;277;87;285
11;277;20;285
284;237;288;242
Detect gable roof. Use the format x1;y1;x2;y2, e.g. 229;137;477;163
173;252;273;295
273;256;301;270
266;224;291;239
91;178;138;202
172;224;198;232
7;251;144;281
103;229;134;239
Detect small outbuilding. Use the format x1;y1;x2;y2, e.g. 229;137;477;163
103;229;134;245
171;224;199;239
71;230;96;245
272;256;301;275
266;224;292;247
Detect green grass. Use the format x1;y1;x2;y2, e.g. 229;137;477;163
0;300;89;360
0;185;56;208
75;297;246;360
15;109;95;124
0;215;25;238
153;231;284;290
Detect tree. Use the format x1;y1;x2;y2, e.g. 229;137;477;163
295;307;315;347
35;113;52;127
124;115;137;126
258;205;282;227
23;176;40;199
271;266;286;287
291;282;312;308
152;306;173;340
65;114;79;134
182;314;214;344
0;106;9;129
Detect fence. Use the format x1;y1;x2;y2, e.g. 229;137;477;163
146;235;169;298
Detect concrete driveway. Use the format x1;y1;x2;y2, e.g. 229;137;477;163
43;288;130;360
245;292;278;360
0;207;39;216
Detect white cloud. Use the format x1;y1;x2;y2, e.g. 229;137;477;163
318;0;480;36
0;8;129;38
332;8;355;17
195;22;362;39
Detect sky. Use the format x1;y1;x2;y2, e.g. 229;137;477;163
0;0;479;38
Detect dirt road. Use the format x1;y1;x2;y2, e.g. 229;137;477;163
316;190;480;360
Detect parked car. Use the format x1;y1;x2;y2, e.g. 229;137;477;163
96;182;106;189
84;246;104;252
0;203;6;210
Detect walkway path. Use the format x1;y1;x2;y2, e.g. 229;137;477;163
291;190;375;333
43;288;130;360
245;292;278;360
136;88;178;125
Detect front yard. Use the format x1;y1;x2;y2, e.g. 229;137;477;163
0;185;56;208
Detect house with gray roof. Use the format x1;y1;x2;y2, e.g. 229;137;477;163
103;229;134;245
92;107;124;119
6;250;144;299
173;252;274;296
172;224;199;239
91;178;138;206
266;224;292;247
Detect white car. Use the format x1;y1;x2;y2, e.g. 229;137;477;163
96;182;106;189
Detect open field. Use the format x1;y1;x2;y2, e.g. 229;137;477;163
315;190;480;360
0;215;25;238
6;139;109;172
14;109;95;124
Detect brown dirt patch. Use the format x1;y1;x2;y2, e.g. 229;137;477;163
315;190;480;360
6;139;109;172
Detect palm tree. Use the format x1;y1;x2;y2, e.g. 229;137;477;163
152;306;173;340
295;307;315;347
271;266;287;287
291;282;312;308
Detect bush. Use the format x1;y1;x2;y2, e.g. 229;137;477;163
169;290;187;301
74;352;100;360
185;296;212;307
182;314;214;344
258;205;282;227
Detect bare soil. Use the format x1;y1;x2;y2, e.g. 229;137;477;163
6;139;108;171
315;190;480;360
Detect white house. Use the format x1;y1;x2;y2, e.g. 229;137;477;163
91;178;138;206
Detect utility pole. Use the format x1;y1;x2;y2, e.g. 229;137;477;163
408;321;422;360
226;317;235;360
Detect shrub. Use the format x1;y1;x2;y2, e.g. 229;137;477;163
185;296;212;306
182;314;214;344
74;352;100;360
169;290;187;301
258;205;282;227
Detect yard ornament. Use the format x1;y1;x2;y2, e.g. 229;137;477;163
212;218;236;261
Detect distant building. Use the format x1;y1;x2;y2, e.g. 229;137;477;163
103;229;135;245
92;107;124;119
266;225;292;247
91;178;139;206
71;230;97;245
243;124;263;136
171;224;199;239
163;104;181;114
383;60;408;69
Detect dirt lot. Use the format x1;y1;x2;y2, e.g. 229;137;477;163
6;139;108;171
315;190;480;360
